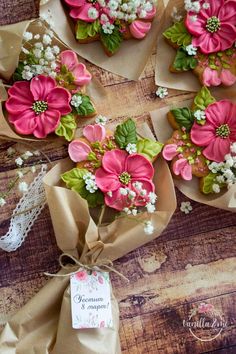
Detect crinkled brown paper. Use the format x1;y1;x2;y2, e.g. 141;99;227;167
150;87;236;211
155;0;236;92
40;0;165;80
0;20;106;142
0;123;176;353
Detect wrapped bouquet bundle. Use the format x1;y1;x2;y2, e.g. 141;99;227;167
0;20;102;142
0;118;176;353
155;0;236;92
40;0;165;80
151;86;236;211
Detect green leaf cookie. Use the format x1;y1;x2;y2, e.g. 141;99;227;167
173;48;198;71
170;107;194;132
100;26;123;55
76;20;101;40
73;94;96;116
163;21;192;47
201;172;224;194
55;114;77;141
137;139;163;161
194;86;216;111
114;118;137;149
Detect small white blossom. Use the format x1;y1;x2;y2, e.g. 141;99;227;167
22;151;33;160
144;221;154;235
185;44;197;56
180;201;193;214
52;45;60;55
18;181;28;193
149;192;157;204
88;7;99;20
43;34;52;45
71;95;83;107
212;184;220;193
34;42;44;49
140;189;147;196
194;110;206;121
146;203;156;213
132;181;143;191
23;31;33;41
128;190;136;199
126;143;137;154
202;2;210;9
131;208;138;216
95;115;107;126
0;197;6;207
15;157;24;167
123;207;131;215
33;48;42;59
34;34;40;40
22;69;33;81
102;22;115;34
190;15;198;22
156;87;168;99
7;147;16;156
44;51;55;61
120;187;128;196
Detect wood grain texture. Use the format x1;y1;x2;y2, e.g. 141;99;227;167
0;51;235;354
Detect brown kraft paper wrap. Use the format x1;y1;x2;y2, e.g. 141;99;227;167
40;0;165;80
0;20;106;142
155;0;236;92
150;87;236;211
0;124;177;353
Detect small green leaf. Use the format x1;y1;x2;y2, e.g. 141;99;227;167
55;114;76;141
137;139;163;161
114;118;137;149
194;87;216;110
76;20;101;39
201;172;218;194
12;62;25;82
100;26;123;55
74;95;96;116
170;107;194;132
163;21;192;47
61;168;104;208
173;48;198;71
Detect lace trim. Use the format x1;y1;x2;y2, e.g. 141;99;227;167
0;165;47;252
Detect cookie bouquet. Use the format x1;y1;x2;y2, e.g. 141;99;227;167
0;21;97;142
151;86;236;211
63;0;157;56
0;116;176;353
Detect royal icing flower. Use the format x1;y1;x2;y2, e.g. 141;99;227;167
68;124;106;162
185;0;236;54
95;149;155;211
198;302;214;314
5;75;71;138
58;50;92;88
172;158;192;181
191;100;236;162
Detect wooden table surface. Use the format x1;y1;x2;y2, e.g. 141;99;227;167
0;50;236;354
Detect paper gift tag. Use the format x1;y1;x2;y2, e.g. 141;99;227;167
70;268;113;329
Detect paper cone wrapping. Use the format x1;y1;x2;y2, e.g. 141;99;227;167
150;87;236;211
155;0;236;92
0;20;106;142
0;124;176;353
40;0;165;80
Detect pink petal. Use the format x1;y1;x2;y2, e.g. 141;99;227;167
181;163;192;181
9;109;37;135
7;81;33;102
5;96;31;115
68;140;91;162
202;137;231;162
224;100;236;128
162;144;178;161
60;50;78;71
64;0;85;8
217;23;236;52
72;63;92;86
185;15;206;36
173;158;188;176
201;0;223;17
192;32;221;54
140;6;156;20
33;110;61;138
95;168;121;192
83;124;106;143
126;153;154;180
202;67;221;87
132;179;155;207
205;101;230;126
70;4;97;22
47;87;71;115
104;188;130;211
30;75;56;101
101;150;127;175
129;21;151;39
220;69;236;86
191;122;215;146
219;0;236;22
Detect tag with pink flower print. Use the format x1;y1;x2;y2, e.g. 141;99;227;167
70;268;113;329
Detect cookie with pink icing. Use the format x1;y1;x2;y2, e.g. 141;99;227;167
63;0;157;56
162;87;236;194
163;0;236;87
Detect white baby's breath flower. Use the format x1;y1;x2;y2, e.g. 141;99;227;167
44;51;55;61
52;45;60;55
146;203;156;213
126;143;137;154
180;201;193;214
18;181;28;193
128;190;136;199
102;22;115;34
34;34;40;40
23;31;33;41
149;192;157;204
7;147;16;156
144;221;154;235
22;69;34;81
131;208;138;216
185;44;197;56
22;151;33;160
34;42;44;49
43;34;52;45
194;110;206;121
190;15;198;22
15;157;24;167
212;183;220;193
156;87;168;99
202;2;210;9
0;197;6;207
71;95;83;108
95;115;107;125
120;187;128;196
123;207;131;215
88;7;99;19
132;181;143;191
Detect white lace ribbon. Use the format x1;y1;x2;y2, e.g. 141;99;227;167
0;165;47;252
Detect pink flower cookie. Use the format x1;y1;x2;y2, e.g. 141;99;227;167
63;0;157;56
163;0;236;88
162;86;236;195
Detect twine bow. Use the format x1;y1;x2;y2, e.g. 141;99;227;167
44;253;129;282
